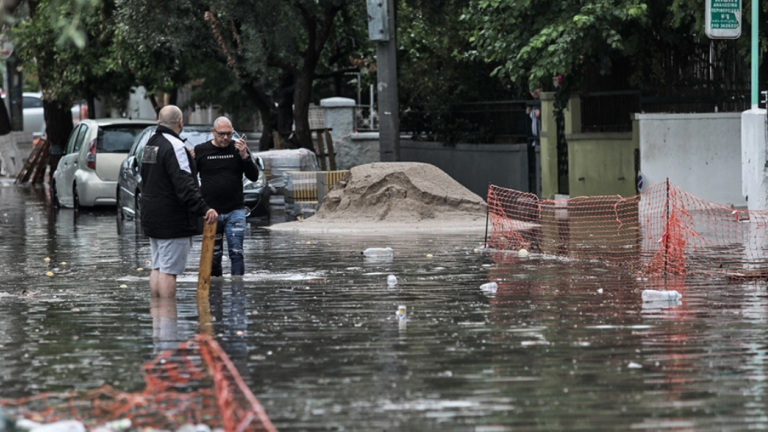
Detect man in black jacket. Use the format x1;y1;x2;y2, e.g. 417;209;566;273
141;105;218;298
195;116;260;277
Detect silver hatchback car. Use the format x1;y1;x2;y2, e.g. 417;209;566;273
52;118;156;209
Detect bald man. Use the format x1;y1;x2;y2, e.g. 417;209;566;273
194;116;260;277
140;105;218;298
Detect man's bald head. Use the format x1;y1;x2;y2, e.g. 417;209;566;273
212;116;234;147
157;105;183;133
213;116;232;130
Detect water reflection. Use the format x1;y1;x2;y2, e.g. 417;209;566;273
6;182;768;430
151;296;179;354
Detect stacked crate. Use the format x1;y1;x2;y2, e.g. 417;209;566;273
284;170;349;220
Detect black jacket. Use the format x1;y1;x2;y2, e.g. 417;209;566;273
140;125;211;239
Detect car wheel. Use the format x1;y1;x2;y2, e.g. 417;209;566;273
51;182;60;208
73;185;80;211
116;187;125;220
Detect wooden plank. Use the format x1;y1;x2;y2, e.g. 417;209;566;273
325;130;336;171
30;140;51;184
15;143;44;184
197;220;217;299
316;130;327;171
272;130;282;149
197;294;214;336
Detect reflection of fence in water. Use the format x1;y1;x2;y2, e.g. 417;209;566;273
1;334;277;432
487;181;768;278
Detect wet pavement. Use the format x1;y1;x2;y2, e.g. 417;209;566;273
2;179;768;431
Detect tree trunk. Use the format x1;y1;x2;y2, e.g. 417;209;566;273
148;93;160;117
277;71;295;137
241;81;278;151
44;99;74;149
0;99;12;135
43;99;74;184
292;71;314;151
87;94;95;120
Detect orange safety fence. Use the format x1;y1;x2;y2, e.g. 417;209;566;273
1;334;278;432
486;180;768;279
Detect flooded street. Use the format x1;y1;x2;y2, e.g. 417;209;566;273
2;179;768;431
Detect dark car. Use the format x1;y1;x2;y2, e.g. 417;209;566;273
117;125;270;222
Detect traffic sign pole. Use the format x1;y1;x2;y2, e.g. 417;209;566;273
752;0;758;108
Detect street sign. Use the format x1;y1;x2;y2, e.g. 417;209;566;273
706;0;742;39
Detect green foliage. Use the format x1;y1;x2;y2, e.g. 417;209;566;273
13;0;133;104
463;0;651;90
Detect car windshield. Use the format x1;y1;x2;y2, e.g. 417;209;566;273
98;125;151;153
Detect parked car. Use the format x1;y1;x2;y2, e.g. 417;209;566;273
23;92;85;135
52;119;157;209
116;125;271;222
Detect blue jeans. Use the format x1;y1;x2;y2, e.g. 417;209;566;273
212;209;246;276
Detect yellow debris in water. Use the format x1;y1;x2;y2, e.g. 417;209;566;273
518;249;529;258
137;267;143;271
473;249;479;253
426;254;433;258
44;257;51;263
306;241;311;245
236;330;244;336
60;262;67;266
119;284;128;288
46;271;54;277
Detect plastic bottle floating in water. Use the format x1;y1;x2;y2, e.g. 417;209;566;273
363;247;393;257
396;305;407;320
641;290;682;302
479;282;498;293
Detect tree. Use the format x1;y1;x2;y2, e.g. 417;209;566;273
114;0;217;115
463;0;648;91
396;0;517;143
204;0;351;151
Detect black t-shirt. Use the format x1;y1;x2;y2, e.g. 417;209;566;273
194;140;260;214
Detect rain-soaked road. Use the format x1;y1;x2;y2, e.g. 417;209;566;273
2;179;768;431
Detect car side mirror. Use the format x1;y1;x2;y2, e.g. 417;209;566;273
129;156;138;173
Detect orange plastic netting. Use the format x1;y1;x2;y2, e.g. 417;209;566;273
1;334;277;432
486;181;768;279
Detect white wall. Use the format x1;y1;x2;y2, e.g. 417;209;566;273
636;112;745;207
741;109;767;211
122;86;156;120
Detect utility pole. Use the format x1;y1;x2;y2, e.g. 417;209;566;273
367;0;399;161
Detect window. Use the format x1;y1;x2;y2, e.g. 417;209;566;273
65;125;81;155
73;124;89;154
135;129;154;168
22;96;43;109
97;125;148;153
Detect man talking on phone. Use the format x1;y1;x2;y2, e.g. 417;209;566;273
194;116;261;277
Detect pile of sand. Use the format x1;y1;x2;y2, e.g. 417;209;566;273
269;162;488;233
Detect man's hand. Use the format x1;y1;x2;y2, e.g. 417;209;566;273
235;137;249;159
204;209;218;224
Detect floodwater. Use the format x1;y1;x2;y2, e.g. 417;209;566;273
2;179;768;431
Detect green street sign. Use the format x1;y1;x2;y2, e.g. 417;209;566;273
706;0;742;39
